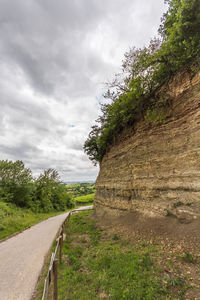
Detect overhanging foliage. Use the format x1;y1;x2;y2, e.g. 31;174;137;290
84;0;200;164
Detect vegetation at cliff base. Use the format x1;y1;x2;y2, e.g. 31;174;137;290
84;0;200;164
41;210;194;300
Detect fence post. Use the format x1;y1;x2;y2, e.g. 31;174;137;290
41;207;93;300
59;230;63;264
53;259;58;300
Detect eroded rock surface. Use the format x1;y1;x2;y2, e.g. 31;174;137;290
95;70;200;221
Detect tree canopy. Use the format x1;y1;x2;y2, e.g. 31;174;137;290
0;160;33;206
0;160;73;212
84;0;200;164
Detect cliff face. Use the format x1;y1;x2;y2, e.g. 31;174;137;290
95;70;200;223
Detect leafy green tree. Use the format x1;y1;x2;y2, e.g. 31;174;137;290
0;160;33;207
84;125;102;164
156;0;200;77
34;169;73;212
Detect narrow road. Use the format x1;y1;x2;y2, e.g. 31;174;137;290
0;206;93;300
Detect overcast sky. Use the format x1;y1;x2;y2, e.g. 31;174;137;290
0;0;167;182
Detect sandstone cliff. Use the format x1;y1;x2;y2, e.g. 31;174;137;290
95;69;200;224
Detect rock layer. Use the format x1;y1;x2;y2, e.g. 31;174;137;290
95;70;200;222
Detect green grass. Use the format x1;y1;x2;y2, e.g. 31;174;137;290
0;201;66;240
74;193;94;204
52;211;188;300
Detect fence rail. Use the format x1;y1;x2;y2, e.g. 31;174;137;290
42;206;93;300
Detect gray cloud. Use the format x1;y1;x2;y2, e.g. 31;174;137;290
0;0;167;181
0;142;42;159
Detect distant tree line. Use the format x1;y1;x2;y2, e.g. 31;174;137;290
0;160;74;212
84;0;200;165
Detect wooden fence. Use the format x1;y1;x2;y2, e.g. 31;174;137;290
42;206;93;300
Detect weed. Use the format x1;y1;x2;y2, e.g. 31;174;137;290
112;233;119;241
180;252;196;264
165;275;188;299
140;241;147;247
165;275;184;287
173;201;184;208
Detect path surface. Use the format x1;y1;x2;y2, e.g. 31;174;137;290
0;205;93;300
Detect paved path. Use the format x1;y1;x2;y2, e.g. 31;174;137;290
0;206;93;300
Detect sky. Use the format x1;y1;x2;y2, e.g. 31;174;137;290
0;0;167;182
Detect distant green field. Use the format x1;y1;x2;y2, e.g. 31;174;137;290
65;183;81;189
74;193;94;204
65;182;95;199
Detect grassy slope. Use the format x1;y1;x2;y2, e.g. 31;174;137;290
0;201;66;241
74;193;94;204
38;211;197;300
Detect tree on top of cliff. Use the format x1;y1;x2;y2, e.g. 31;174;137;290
84;0;200;165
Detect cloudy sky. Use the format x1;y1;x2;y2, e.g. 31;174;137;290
0;0;167;182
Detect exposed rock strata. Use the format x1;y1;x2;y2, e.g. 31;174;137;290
95;70;200;222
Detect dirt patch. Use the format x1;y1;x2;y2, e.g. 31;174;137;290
94;206;200;253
